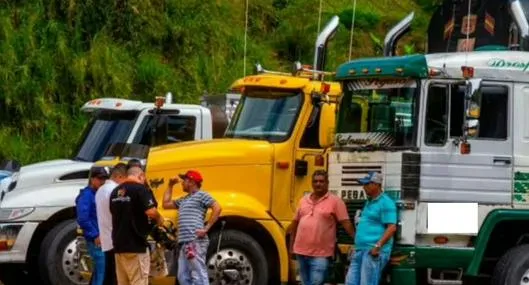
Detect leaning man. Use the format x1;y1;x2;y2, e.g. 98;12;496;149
345;171;397;285
290;170;355;285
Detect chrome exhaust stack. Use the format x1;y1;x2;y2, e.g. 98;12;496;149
383;12;415;56
313;15;340;79
509;0;529;50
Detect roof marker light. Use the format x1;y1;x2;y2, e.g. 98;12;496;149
321;83;331;94
462;66;474;79
428;67;442;77
155;96;165;108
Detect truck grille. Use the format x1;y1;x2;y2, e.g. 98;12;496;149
341;165;382;187
337;164;382;244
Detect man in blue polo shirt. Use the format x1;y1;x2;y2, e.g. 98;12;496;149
345;171;397;285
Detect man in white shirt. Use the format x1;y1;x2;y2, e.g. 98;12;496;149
95;163;127;285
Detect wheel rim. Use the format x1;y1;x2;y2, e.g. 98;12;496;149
61;237;90;285
521;268;529;285
207;248;254;285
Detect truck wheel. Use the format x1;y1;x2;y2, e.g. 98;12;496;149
207;229;269;285
492;244;529;285
39;219;89;285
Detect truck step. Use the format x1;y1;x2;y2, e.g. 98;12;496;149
427;268;463;285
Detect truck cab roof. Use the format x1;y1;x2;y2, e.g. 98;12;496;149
81;98;208;112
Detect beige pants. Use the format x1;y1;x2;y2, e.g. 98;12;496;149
115;250;150;285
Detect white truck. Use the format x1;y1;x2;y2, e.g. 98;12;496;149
325;0;529;284
0;92;239;285
329;16;529;285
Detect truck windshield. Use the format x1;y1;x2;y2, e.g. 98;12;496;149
225;89;302;142
336;79;419;150
73;110;138;162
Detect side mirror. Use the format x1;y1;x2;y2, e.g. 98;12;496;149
319;103;336;148
465;78;482;100
460;78;483;154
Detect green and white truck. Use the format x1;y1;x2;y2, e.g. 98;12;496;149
328;1;529;284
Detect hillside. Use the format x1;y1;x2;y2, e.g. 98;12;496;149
0;0;435;164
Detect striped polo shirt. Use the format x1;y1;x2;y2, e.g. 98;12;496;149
174;190;215;243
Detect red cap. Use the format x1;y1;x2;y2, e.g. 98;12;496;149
179;170;203;184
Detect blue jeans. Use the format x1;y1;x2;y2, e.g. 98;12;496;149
177;239;209;285
296;255;329;285
87;241;105;285
345;250;390;285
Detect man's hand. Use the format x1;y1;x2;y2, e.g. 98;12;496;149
168;177;179;187
196;228;207;238
95;237;101;247
369;246;380;257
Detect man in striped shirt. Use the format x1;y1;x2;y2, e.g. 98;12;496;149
162;170;222;285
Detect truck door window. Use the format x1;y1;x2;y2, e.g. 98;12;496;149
473;86;508;140
425;83;509;146
300;105;322;149
133;115;197;145
424;84;449;146
167;116;196;143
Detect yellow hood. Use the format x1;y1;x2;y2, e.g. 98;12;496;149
146;138;274;173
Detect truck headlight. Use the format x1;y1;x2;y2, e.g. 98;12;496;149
0;208;35;221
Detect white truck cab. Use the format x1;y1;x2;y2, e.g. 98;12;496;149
331;48;529;285
0;93;239;285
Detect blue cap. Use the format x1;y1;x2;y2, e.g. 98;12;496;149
358;171;383;185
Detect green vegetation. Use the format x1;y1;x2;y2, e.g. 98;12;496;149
0;0;432;164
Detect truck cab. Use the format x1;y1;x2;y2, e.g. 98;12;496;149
327;2;529;283
0;93;239;285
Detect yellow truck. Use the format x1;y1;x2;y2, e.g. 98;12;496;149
89;16;343;285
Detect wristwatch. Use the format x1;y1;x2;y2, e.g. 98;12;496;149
374;242;381;249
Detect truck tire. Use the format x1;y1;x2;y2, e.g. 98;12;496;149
207;229;269;285
39;219;89;285
492;244;529;285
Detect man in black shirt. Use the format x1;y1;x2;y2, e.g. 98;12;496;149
109;166;163;285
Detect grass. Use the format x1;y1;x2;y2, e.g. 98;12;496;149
0;0;432;165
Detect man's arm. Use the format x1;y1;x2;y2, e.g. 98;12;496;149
76;193;99;240
335;199;355;238
162;183;178;209
204;201;222;232
371;199;398;255
140;186;164;225
145;207;164;226
375;224;397;248
340;220;355;238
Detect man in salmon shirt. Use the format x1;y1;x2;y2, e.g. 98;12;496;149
290;170;355;285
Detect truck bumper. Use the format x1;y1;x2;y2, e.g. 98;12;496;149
0;222;38;263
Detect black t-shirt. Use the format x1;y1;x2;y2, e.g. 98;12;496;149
109;181;156;253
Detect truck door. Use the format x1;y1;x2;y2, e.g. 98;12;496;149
420;80;513;205
291;102;330;211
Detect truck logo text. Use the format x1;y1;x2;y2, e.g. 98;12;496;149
330;189;367;201
336;134;370;146
488;58;529;72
